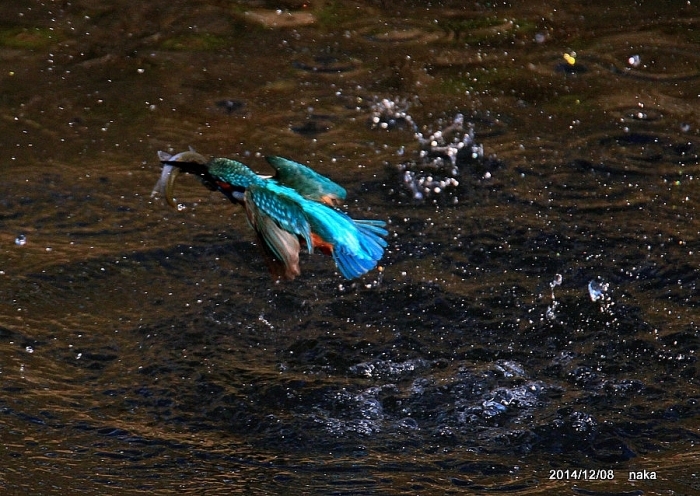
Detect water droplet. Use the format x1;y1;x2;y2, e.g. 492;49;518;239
176;203;186;211
627;54;641;67
482;399;507;417
588;279;609;301
15;234;27;246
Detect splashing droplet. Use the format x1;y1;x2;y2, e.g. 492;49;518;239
588;279;609;302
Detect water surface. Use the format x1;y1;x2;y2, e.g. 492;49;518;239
1;1;698;494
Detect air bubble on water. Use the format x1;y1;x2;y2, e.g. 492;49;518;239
176;203;186;211
588;279;608;302
15;234;27;246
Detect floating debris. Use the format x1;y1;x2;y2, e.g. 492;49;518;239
556;51;588;74
563;52;577;66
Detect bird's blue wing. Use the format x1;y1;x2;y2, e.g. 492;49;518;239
265;156;347;204
244;196;302;280
245;184;314;254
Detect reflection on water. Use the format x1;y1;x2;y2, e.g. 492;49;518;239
1;1;699;494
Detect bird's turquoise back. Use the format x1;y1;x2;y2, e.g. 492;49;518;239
207;158;264;189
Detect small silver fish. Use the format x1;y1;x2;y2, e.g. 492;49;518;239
151;147;207;207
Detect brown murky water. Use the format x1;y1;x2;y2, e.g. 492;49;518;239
1;1;698;494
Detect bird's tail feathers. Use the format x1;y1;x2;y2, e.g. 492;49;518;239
333;245;380;280
332;218;388;279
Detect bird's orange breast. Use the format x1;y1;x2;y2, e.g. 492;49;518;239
311;233;333;255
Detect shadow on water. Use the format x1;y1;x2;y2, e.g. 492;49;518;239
0;0;698;494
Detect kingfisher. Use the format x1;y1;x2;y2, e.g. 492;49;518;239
152;149;387;280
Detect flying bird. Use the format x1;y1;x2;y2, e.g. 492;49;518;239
152;149;387;280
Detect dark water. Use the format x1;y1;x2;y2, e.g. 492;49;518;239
1;1;698;494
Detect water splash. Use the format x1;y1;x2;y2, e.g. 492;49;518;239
370;97;494;203
369;97;417;131
399;113;485;203
546;274;563;320
588;278;614;314
588;279;609;302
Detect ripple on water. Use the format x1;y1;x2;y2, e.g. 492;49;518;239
596;132;700;169
528;33;700;83
290;114;334;136
609;106;665;123
292;53;360;74
242;9;316;29
510;127;700;212
356;21;442;45
599;40;700;82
